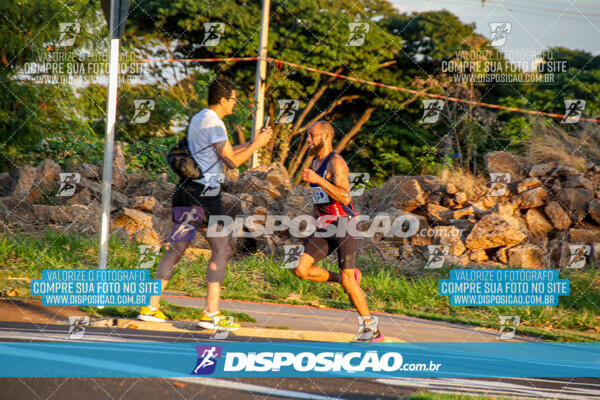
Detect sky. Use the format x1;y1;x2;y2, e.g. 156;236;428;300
390;0;600;67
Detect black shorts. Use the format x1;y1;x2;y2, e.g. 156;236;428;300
303;218;357;269
172;179;225;216
170;179;225;241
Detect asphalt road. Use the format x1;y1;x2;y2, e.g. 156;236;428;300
1;321;599;399
161;293;534;343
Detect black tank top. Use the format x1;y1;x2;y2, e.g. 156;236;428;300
309;152;357;227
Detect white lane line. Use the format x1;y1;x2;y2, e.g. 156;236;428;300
379;378;600;399
508;377;600;388
428;389;539;399
0;332;132;342
0;325;223;342
437;377;600;396
0;330;205;343
168;377;350;400
376;378;600;400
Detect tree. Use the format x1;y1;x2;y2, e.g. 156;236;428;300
128;0;440;180
0;0;98;170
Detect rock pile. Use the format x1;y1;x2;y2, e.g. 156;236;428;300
1;146;599;268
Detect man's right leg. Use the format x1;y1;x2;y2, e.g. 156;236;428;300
294;234;340;282
294;253;340;282
204;233;232;314
151;240;191;306
139;240;191;322
197;215;239;331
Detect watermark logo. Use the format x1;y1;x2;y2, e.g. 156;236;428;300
355;315;379;336
200;173;225;196
442;48;560;85
425;245;449;269
486;172;511;197
282;245;304;269
58;22;81;47
223;350;412;373
56;173;80;197
346;23;370;46
561;100;585;124
420;100;444;124
209;318;234;340
497;315;520;340
275;100;299;124
136;245;160;269
567;244;590;269
191;345;222;375
22;49;145;85
349;173;369;196
131;99;155;123
488;22;511;47
206;214;463;240
66;316;89;339
170;207;203;242
201;23;225;46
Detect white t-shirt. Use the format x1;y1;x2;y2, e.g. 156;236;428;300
187;108;228;187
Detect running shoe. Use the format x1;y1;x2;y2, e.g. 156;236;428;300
352;318;384;343
137;306;168;323
197;311;241;331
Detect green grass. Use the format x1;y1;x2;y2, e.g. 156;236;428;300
82;305;140;319
408;391;514;400
81;302;256;323
1;229;599;342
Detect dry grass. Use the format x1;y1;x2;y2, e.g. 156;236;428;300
525;120;600;171
439;167;487;200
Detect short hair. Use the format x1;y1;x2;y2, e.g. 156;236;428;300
208;78;236;106
308;120;334;138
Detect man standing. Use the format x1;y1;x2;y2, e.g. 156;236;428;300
294;121;383;343
138;78;273;331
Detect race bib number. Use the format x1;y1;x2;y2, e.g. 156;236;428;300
311;187;330;204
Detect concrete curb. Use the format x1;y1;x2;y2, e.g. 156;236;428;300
89;318;404;342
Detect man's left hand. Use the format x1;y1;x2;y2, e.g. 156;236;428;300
301;169;321;184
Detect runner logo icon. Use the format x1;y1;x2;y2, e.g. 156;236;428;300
425;245;449;269
420;100;444;124
488;22;511;47
191;345;222;375
58;23;80;47
567;244;590;269
57;173;81;197
282;245;304;269
487;172;511;197
201;23;224;46
276;100;299;124
346;23;370;46
562;100;585;124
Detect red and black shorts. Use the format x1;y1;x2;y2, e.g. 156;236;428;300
303;217;357;270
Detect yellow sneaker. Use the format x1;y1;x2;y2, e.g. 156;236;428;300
138;306;168;322
197;311;240;331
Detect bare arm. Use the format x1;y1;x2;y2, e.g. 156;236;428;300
232;141;255;156
213;140;238;169
213;127;273;168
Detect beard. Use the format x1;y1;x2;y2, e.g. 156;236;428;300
308;141;324;156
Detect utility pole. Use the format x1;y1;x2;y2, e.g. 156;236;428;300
98;0;129;270
250;0;271;168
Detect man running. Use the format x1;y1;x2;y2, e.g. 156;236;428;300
294;121;383;343
138;78;273;331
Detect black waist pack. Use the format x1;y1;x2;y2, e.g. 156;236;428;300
167;137;219;179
